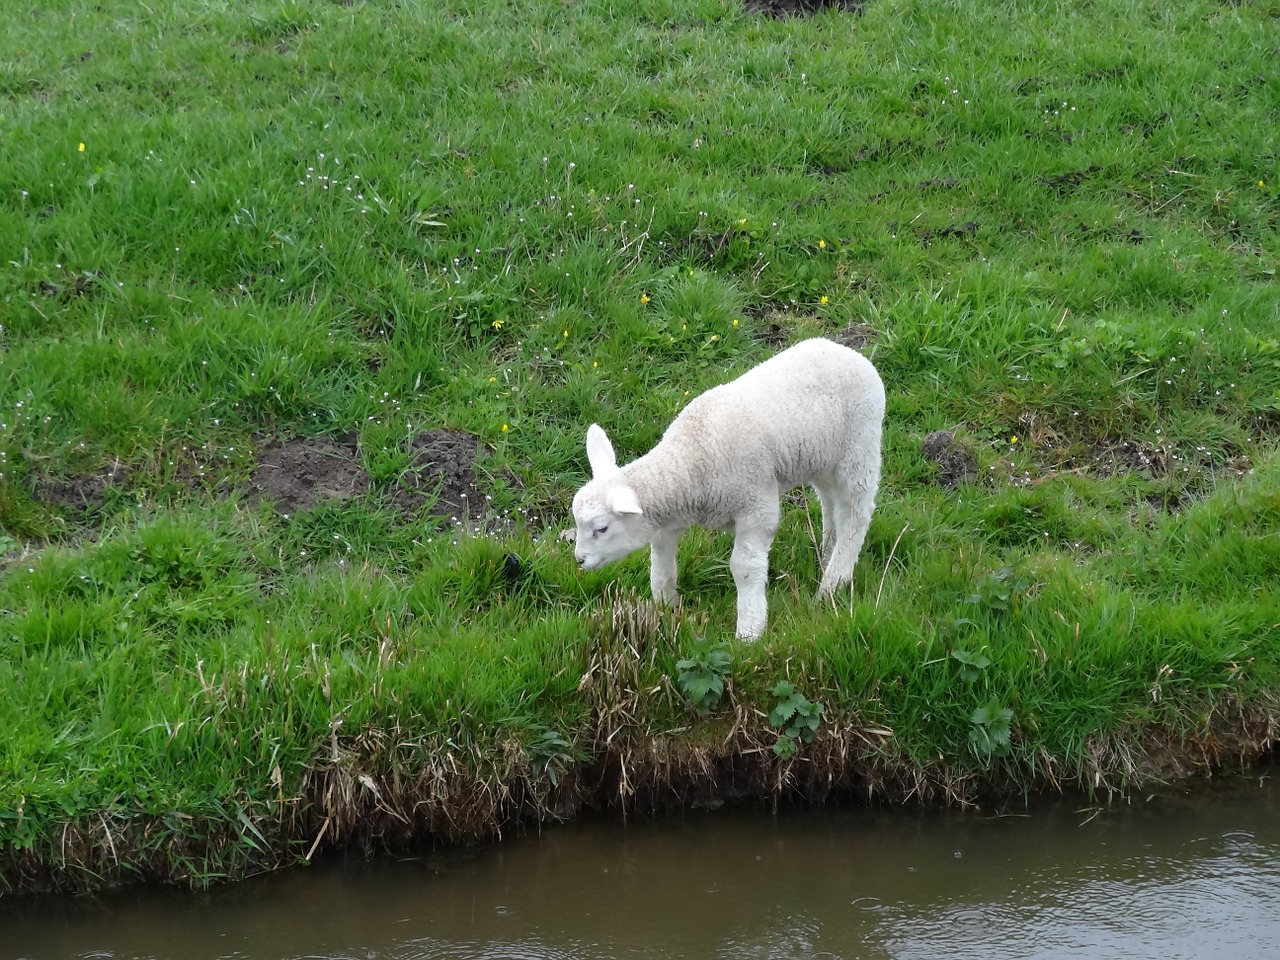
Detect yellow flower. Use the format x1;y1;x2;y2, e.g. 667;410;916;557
640;293;650;304
78;142;85;152
592;360;598;368
561;329;568;338
487;376;496;383
737;218;747;226
732;318;739;328
1010;435;1019;444
820;295;829;305
491;319;504;330
501;423;509;433
818;239;827;249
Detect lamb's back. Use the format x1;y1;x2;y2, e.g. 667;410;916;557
661;338;882;489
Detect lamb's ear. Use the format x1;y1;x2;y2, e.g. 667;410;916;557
585;423;618;478
608;484;644;516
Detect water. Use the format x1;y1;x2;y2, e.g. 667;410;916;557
4;774;1279;960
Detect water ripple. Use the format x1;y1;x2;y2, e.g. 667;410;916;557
881;842;1280;960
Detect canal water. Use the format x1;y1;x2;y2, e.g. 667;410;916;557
4;774;1279;960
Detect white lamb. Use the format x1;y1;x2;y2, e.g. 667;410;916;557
571;337;885;639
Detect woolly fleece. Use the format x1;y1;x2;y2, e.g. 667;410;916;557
572;337;885;639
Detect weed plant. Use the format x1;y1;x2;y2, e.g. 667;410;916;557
1;0;1278;891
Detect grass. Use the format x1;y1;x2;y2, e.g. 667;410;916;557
2;0;1279;892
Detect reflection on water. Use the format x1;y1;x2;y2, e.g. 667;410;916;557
4;775;1279;960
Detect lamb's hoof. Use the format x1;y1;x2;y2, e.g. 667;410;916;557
816;583;847;603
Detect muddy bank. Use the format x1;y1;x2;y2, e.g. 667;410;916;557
3;679;1276;898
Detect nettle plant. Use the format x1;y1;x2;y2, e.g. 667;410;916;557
948;635;1016;762
675;641;733;717
966;564;1034;617
525;727;574;787
968;704;1015;759
769;680;824;760
951;565;1029;760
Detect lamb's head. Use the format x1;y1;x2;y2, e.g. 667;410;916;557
571;424;651;570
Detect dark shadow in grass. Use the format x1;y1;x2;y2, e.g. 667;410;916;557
1071;220;1146;245
671;228;736;266
1039;165;1101;196
866;176;959;202
741;311;877;353
807;138;920;179
32;463;128;522
36;270;103;302
743;306;801;348
831;321;878;351
746;0;867;17
1087;440;1194;512
754;318;791;348
918;220;979;246
1089;439;1168;480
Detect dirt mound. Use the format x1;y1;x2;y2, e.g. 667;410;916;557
248;433;369;515
392;429;506;526
1089;439;1167;479
33;463;127;519
247;429;534;529
753;318;791;348
746;0;866;16
921;430;978;487
831;322;877;351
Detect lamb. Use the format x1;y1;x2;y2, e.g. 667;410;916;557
571;337;885;639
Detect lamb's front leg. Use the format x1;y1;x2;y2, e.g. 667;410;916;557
649;528;681;608
730;523;776;640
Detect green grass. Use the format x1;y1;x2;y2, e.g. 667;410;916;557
2;0;1279;891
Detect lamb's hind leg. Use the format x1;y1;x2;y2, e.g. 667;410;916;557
814;483;836;562
817;467;879;600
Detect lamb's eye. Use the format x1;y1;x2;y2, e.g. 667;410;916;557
594;524;609;536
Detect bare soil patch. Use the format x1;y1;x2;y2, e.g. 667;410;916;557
36;270;103;302
248;433;368;515
744;312;878;354
746;0;866;17
23;428;542;536
1039;165;1101;196
921;430;979;488
32;463;127;520
831;321;878;351
1088;439;1168;479
918;220;979;245
247;429;538;530
391;429;519;527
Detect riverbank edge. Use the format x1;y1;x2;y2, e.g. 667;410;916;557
4;690;1277;899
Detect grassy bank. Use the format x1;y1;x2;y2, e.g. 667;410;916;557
2;0;1279;894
